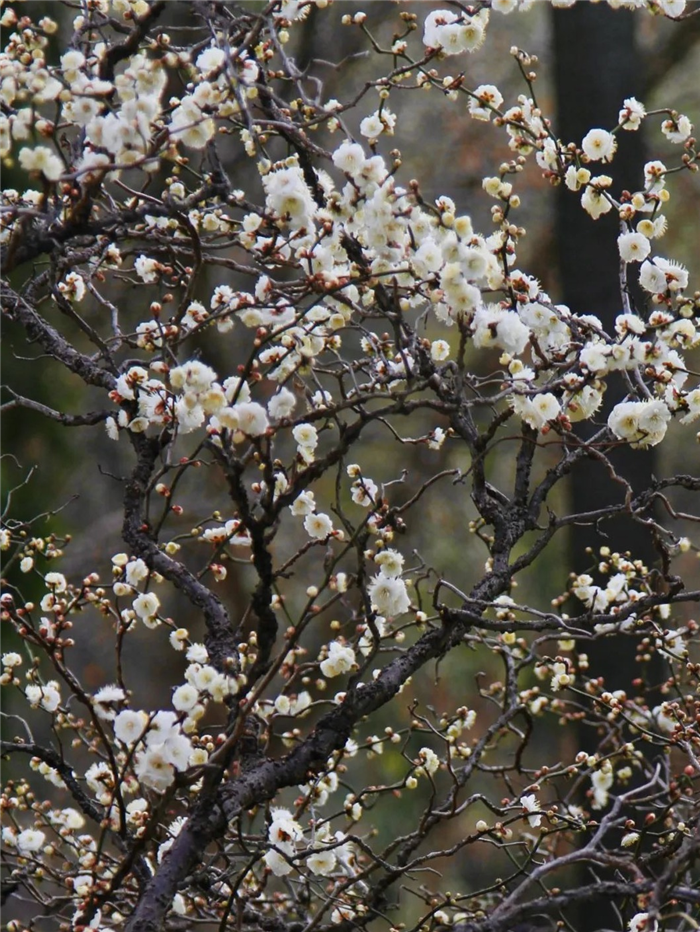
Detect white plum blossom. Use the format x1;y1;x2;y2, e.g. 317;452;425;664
131;713;194;793
550;661;574;692
581;128;617;162
52;809;85;831
628;914;658;932
134;256;160;283
591;766;614;809
572;575;609;612
320;641;356;678
233;402;269;437
368;574;411;617
652;703;678;734
222;376;251;405
351;477;378;507
146;710;180;743
513;393;561;431
268;809;303;845
428;427;448;450
172;684;199;712
364;108;396;140
132;592;160;623
578;342;609;374
263;162;317;230
85;760;114;796
169;360;217;394
16;829;46;855
277;0;311;21
57;272;86;302
417;747;440;776
656;0;686;15
115;366;150;402
661;113;692;143
304;512;333;540
188;664;232;700
468;84;503;121
644;160;667;194
413;239;444;277
268;388;296;421
236;52;259;86
170;96;215;149
195;46;225;77
615;314;646;336
423;9;459;47
564;384;604;422
374;549;404;578
679;388;700;424
581;177;614;219
92;685;126;720
264;847;294;876
332;140;366;176
3;5;700;926
307;848;337;876
134;746;176;793
44;572;67;592
654;256;688;291
358;617;386;656
619;97;646;130
290;491;315;516
293;423;318;454
25;681;61;713
639;260;668;294
520;794;542;828
125;558;149;588
618;231;651;263
60;49;85;76
565;165;590;192
430;340;450;362
608;399;671;448
423;10;487;54
114;709;149;745
162;732;193;771
18;145;63;180
472;306;530;355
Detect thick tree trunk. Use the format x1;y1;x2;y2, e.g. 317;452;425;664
552;10;655;930
553;4;655;645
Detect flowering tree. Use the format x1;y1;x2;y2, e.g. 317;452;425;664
1;2;700;932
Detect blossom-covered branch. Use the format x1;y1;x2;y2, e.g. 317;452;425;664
1;3;698;932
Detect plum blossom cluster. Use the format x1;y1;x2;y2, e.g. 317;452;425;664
367;549;411;617
103;138;696;456
569;545;685;626
289;489;336;541
418;0;691;60
4;1;697;456
113;708;195;793
262;807;356;880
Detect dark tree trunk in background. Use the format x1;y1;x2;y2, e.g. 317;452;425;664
552;11;653;931
553;5;655;635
